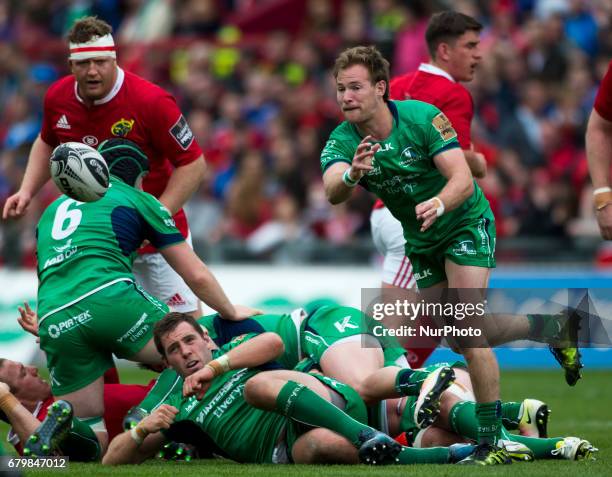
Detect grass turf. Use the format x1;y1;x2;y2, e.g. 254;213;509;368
1;368;610;476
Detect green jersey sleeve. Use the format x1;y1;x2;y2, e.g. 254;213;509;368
419;102;461;158
132;188;185;250
320;124;355;173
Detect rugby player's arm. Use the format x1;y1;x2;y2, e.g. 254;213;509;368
586;108;612;239
160;242;238;320
323;162;354;204
0;383;43;445
157;154;206;215
2;136;53;219
432;147;474;211
102;410;171;465
225;332;285;367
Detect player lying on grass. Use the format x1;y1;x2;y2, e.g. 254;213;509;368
0;357;152;460
32;138;260;455
360;363;598;462
102;312;478;465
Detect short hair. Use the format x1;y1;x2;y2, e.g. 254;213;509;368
333;45;390;101
153;312;204;357
98;138;149;187
425;11;483;58
67;16;113;44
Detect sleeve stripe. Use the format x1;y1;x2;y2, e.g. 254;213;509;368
321;157;352;173
430;141;460;158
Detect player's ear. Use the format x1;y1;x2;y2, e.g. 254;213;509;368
375;80;386;98
437;41;452;62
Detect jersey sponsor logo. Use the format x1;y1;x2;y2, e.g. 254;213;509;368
452;240;477;256
56;114;71;130
431;113;457;141
169;115;194;150
43;241;78;270
197;369;248;421
83;135;98;147
111;118;135;137
116;313;150;344
413;268;433;281
333;316;359;333
377;143;395;153
47;310;93;339
52;239;73;253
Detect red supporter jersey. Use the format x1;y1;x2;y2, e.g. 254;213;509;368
373;64;474;210
389;64;473;149
40;68;203;253
9;383;152;455
594;60;612;121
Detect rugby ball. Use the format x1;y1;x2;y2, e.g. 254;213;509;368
50;142;110;202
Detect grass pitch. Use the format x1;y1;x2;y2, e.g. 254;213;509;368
2;369;611;476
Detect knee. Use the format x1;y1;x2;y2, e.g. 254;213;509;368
244;375;269;407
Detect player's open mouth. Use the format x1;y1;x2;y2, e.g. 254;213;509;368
186;360;199;369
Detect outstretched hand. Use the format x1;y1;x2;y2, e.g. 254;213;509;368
350;135;380;178
18;302;39;340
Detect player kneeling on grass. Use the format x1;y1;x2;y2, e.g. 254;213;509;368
102;313;478;465
360;364;598;463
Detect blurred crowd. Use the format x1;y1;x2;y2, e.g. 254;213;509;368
1;0;612;266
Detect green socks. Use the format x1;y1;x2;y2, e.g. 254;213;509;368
450;401;502;444
61;417;102;461
276;381;372;446
499;427;563;458
396;446;450;464
527;314;562;343
395;369;430;396
501;401;522;430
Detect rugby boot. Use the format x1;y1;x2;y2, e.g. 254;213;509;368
23;400;73;457
457;443;512;465
551;437;598;460
414;366;455;429
518;399;550;438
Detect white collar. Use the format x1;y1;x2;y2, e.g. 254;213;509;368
418;63;456;83
75;67;125;106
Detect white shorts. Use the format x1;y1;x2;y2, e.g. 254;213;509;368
370;207;416;289
132;234;199;313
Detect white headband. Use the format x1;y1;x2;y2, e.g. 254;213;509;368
69;33;116;61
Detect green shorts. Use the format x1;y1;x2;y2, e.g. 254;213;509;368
300;305;406;367
398;361;466;436
283;373;368;462
408;211;496;288
39;280;169;395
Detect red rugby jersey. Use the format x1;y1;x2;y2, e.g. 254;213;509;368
389;63;474;149
373;64;474;210
594;60;612;121
40;68;203;252
8;383;152;455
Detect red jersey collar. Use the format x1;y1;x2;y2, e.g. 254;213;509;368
418;63;456;83
74;66;125;106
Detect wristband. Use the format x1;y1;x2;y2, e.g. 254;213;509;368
431;196;445;217
594;189;612;211
205;354;231;377
130;425;147;445
342;167;360;188
0;392;19;414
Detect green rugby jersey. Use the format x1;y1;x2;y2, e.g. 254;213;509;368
36;177;184;321
320;100;491;254
199;312;301;370
164;336;286;463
